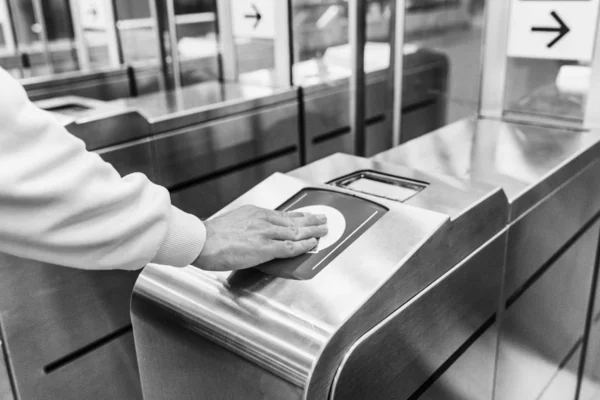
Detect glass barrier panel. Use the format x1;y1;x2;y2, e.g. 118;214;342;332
115;1;157;65
402;0;485;130
503;58;585;124
174;0;219;85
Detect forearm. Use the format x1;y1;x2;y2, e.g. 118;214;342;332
0;68;205;270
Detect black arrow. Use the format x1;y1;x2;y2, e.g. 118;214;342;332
244;4;262;29
531;11;570;48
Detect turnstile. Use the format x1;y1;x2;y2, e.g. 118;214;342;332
131;154;508;399
376;117;600;400
0;81;301;400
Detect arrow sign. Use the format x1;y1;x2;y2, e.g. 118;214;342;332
531;11;570;48
244;4;262;29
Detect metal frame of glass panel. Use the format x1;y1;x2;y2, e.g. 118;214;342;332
215;0;237;81
479;0;600;129
152;0;221;89
69;0;122;70
350;0;406;152
0;0;16;56
30;0;53;72
68;0;90;70
274;0;293;87
391;0;405;147
349;0;367;156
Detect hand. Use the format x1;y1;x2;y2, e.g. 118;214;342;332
193;205;328;272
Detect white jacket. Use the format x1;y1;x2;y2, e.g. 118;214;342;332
0;68;206;270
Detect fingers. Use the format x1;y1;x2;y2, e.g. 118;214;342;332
271;238;319;259
278;211;305;218
291;213;327;227
267;211;327;227
266;224;328;241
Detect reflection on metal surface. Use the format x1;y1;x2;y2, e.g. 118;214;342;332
0;253;141;399
374;117;600;400
375;118;600;219
581;319;600;400
331;231;505;400
132;153;508;399
418;323;499;400
538;346;581;400
496;221;598;400
0;322;14;400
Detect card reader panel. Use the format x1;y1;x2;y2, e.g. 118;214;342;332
257;188;387;280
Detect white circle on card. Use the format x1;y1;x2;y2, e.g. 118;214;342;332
293;205;346;253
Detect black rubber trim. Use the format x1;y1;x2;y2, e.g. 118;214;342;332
43;325;132;374
506;211;600;309
407;314;496;400
168;146;298;193
312;126;350;145
402;98;438;115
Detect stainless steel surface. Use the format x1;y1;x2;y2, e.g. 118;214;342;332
372;116;600;400
0;252;140;399
331;231;506;400
171;153;299;219
35;95;108;113
132;153;507;399
418;324;499;400
365;119;390;157
392;0;406;146
0;324;13;400
479;0;510;119
495;221;599;400
108;81;297;133
35;332;141;400
375;118;600;300
22;67;133;102
133;174;446;392
375;118;600;221
349;0;366;157
581;320;600;400
504;159;600;299
580;225;600;400
151;101;300;188
289;154;507;222
538;347;581;400
65;110;151;151
96;138;157;181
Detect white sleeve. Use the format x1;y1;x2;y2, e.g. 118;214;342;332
0;68;206;270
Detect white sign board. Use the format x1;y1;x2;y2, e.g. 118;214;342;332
231;0;275;39
508;0;600;62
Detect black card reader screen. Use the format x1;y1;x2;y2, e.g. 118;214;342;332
257;189;387;280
